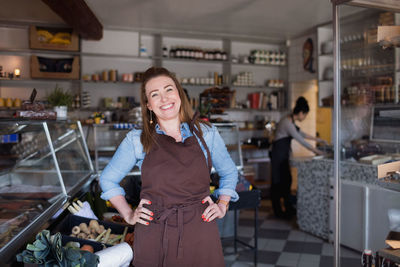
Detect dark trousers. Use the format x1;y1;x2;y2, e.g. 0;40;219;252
270;158;295;216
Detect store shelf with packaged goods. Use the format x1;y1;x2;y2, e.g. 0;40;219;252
0;78;81;84
1;24;289;113
231;62;286;68
231;85;285;90
318;53;333;57
223;108;286;112
81;52;153;60
82;80;139;85
180;83;223;88
162;57;228;64
0;48;81;56
74;107;131;112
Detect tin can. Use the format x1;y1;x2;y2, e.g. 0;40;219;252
102;70;108;82
109;69;116;82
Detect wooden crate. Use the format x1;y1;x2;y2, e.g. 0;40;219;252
29;25;79;51
30;55;80;79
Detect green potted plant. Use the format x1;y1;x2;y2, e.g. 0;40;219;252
47;84;73;120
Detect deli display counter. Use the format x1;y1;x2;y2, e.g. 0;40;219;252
330;1;400;266
0;120;96;263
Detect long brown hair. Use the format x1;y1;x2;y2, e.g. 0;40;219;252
140;67;209;153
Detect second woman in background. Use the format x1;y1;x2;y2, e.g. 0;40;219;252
270;96;325;219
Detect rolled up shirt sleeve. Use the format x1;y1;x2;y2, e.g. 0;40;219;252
99;130;140;200
205;125;239;202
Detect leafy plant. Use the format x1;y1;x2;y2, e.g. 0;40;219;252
47;84;73;107
16;230;99;267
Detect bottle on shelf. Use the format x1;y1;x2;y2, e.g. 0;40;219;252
162;46;168;57
140;43;148;57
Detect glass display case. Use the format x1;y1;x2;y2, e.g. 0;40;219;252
86;123;138;174
87;122;243;175
333;1;400;267
214;123;243;172
0;120;95;262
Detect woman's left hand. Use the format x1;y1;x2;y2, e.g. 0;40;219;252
201;196;227;222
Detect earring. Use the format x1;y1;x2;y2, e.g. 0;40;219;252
149;111;153;124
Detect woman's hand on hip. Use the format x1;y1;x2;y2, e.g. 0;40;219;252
124;199;153;226
201;196;226;222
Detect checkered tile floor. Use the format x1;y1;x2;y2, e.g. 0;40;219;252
222;200;361;267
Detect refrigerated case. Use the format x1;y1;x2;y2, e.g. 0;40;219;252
0;120;95;263
86;123;138;174
87;122;244;175
332;1;400;266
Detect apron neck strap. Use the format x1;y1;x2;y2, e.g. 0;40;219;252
189;111;212;174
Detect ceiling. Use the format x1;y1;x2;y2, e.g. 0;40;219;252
0;0;362;43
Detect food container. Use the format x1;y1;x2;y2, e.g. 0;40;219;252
55;214;134;247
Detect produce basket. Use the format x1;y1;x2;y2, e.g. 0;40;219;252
55;215;134;248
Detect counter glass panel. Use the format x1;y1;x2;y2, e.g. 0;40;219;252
0;121;94;260
336;2;400;262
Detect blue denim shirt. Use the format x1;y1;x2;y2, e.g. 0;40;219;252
100;122;239;202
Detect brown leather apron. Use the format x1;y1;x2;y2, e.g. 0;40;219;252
133;122;225;267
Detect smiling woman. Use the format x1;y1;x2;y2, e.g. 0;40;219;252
145;76;182;140
99;67;239;266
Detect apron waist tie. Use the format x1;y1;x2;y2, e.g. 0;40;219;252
156;201;203;267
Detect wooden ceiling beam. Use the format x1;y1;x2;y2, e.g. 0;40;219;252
41;0;103;40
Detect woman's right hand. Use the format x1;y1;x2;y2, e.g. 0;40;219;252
124;199;153;226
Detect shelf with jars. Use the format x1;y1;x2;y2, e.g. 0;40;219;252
0;24;288;113
339;12;396;79
318;10;399;107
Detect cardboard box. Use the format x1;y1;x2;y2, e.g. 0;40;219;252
377;160;400;179
367;28;378;44
359;154;392;165
29;25;79;51
386;231;400;249
379;12;395;26
377;26;400;43
30;55;80;80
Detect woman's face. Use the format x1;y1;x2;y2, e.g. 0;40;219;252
145;75;181;123
297;111;308;121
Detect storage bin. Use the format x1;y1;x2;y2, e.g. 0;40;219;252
29;25;79;51
30;55;80;79
62;234;108;253
55;214;134;247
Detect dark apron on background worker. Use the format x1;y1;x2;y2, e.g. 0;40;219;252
270;119;299;217
133;120;225;267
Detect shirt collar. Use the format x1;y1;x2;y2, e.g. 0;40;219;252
155;122;190;135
